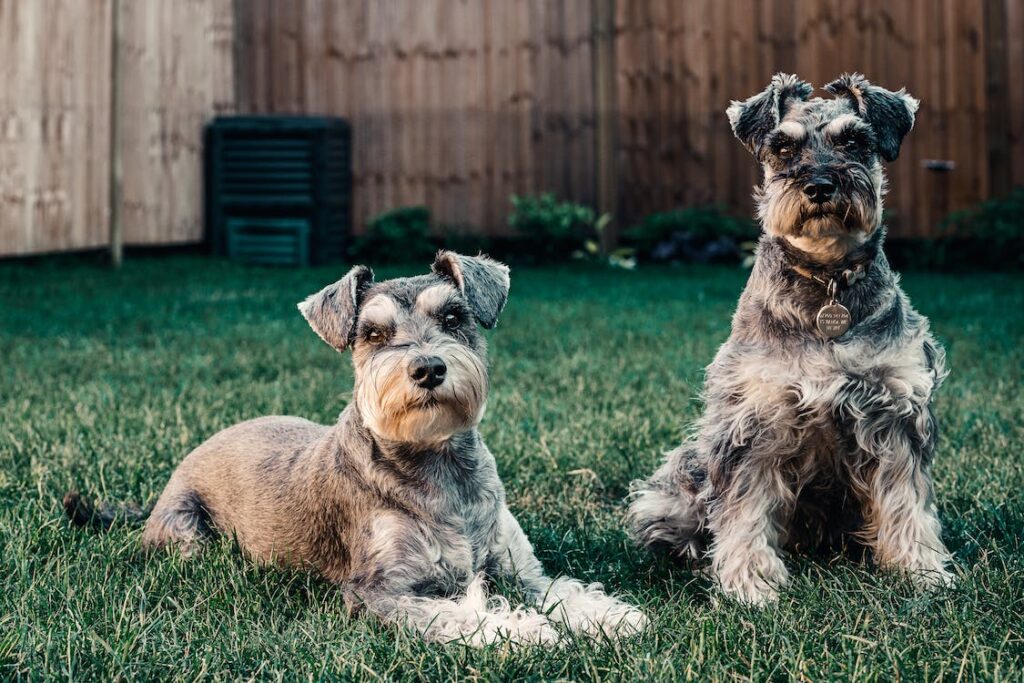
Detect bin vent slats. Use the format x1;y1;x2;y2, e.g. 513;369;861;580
206;116;352;266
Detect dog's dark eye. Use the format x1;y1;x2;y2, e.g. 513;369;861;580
835;131;868;153
836;135;859;149
775;144;796;159
365;328;390;345
441;312;461;331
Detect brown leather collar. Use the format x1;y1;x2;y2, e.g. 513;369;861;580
790;259;871;289
773;233;880;292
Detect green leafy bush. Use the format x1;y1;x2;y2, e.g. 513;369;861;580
624;205;757;264
350;206;436;263
937;188;1024;270
508;193;597;261
507;194;634;267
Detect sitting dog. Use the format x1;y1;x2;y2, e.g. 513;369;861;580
628;74;953;605
66;251;646;645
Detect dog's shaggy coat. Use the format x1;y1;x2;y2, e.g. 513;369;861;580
628;74;953;604
67;252;646;645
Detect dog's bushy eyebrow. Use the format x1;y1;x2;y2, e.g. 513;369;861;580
414;284;460;315
356;295;400;329
822;114;870;138
776;121;807;140
765;129;803;149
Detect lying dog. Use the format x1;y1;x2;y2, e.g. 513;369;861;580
66;251;646;645
628;74;953;604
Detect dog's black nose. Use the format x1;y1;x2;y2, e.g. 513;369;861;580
409;356;447;389
803;179;836;204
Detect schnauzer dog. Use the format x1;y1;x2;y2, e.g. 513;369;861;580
66;252;646;645
628;74;953;605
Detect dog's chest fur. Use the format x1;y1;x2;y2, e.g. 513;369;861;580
695;237;944;501
387;440;506;582
319;413;506;592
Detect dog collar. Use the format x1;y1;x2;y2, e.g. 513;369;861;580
788;259;872;339
788;260;870;289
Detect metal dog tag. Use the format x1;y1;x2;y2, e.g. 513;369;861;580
816;302;851;338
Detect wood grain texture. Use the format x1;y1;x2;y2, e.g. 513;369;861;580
0;0;112;256
235;0;597;235
612;0;1010;237
2;0;1020;256
0;0;232;255
119;0;234;245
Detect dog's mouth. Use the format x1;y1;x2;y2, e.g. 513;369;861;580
798;203;859;234
805;205;834;217
411;392;463;411
416;395;441;408
407;386;483;423
801;203;844;220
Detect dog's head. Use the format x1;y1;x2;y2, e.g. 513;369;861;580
298;251;509;444
727;73;918;261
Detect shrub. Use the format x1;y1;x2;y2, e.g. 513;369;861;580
350;206;436;263
507;194;635;267
936;188;1024;270
508;193;597;261
624;205;758;264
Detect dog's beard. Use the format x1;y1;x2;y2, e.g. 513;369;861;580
355;344;488;444
757;170;883;261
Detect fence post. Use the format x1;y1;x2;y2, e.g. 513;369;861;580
232;0;251;113
108;0;123;267
592;0;617;252
983;0;1011;198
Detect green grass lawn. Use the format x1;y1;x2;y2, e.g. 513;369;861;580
1;256;1022;681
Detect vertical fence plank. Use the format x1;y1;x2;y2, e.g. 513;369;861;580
593;0;617;248
109;0;122;266
1007;0;1024;187
983;0;1011;198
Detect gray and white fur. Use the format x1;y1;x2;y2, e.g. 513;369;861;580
66;251;646;646
627;74;953;605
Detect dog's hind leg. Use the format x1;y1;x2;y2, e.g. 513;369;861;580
626;445;707;560
142;487;217;557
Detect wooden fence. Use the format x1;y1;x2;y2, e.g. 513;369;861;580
0;0;233;256
235;0;601;236
613;0;1024;237
2;0;1022;256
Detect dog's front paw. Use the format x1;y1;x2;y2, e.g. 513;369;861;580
457;614;561;648
542;579;649;640
877;545;955;592
908;564;956;591
716;554;789;606
718;572;779;606
431;603;562;648
579;601;649;640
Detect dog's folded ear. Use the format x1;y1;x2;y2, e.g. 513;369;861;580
825;73;918;162
727;73;813;156
298;265;375;351
432;251;510;329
